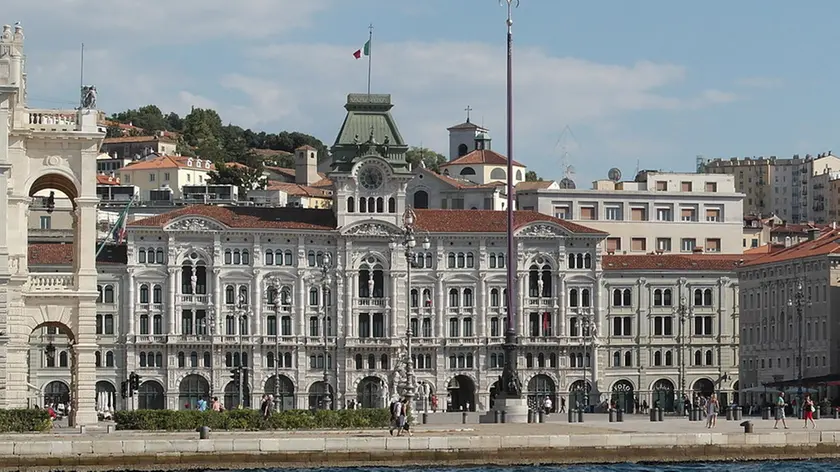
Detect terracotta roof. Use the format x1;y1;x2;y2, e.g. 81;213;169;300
440;149;525;168
266;181;332;198
414;209;605;234
103;135;176;144
516;180;556;191
430;171;494;190
265;166;296;180
769;224;830;235
129;205;337;231
742;229;840;266
295;145;317;152
602;254;755;271
264;167;333;188
29;243;126;265
96;174;120;185
744;244;784;255
121;155;215;172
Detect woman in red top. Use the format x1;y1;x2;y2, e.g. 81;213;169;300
803;393;817;429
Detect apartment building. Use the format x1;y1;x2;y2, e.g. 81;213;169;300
517;171;744;254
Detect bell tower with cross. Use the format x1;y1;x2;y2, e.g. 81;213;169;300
446;104;488;161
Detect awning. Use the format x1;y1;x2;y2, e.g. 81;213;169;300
764;373;840;388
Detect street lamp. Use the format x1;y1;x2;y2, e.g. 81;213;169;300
319;253;333;410
579;310;594;410
266;282;282;412
787;280;810;411
389;207;431;413
203;297;216;398
674;295;690;415
235;292;251;408
497;0;525;421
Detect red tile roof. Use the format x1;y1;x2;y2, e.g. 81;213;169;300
129;205;337;230
121;155;215;172
516;180;556;191
295;145;317;152
29;244;126;265
264;167;333;188
602;254;756;271
414;209;605;234
96;174;120;185
440;149;525;168
266;181;332;198
103;135;176;144
769;224;831;235
742;229;840;266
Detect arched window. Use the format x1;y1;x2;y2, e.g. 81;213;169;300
654;351;662;366
705;350;713;365
694;350;702;365
460;167;476;176
449;288;460;307
463;288;473;307
457;143;469;157
613;352;621;367
139;352;147;367
95;351;102;367
241;250;250;265
153;284;162;304
155;352;163;367
224;249;232;265
355;354;363;369
177;351;186;368
105;351;114;367
448;253;456;268
388;197;396;213
225;285;235;305
203;351;211;367
156;249;165;263
490;288;500;307
139;284;149;304
347;197;355;213
265;250;274;265
190;351;198;368
624;352;632;366
413;191;429;209
103;285;114;303
490;168;506;180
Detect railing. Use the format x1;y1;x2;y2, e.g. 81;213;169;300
526;298;556;308
28;273;74;292
355;297;388;307
260;335;296;344
349;337;392;345
180;295;210;304
21;110;79;131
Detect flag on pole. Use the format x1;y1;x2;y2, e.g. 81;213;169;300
95;196;135;258
353;39;371;59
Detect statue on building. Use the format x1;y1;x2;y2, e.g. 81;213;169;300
367;275;375;298
190;273;197;295
81;85;97;109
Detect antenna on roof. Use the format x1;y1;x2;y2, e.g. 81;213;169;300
554;125;579;187
79;43;84;108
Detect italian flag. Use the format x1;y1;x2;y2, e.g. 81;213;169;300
353;40;370;59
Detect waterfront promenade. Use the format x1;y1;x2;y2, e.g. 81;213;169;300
3;414;840;470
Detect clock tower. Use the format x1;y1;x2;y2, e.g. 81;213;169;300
328;93;413;228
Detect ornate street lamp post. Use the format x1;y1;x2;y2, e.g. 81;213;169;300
270;286;281;412
235;294;251;408
389;207;430;413
788;280;810;411
674;296;689;415
496;0;526;423
204;299;216;398
320;254;333;410
579;310;595;411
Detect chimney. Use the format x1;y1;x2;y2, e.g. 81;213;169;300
295;146;319;186
807;228;820;241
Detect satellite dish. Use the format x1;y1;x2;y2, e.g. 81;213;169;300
608;167;622;182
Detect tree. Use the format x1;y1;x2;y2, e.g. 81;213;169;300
525;170;543;182
206;161;267;198
109;105;168;133
105;126;123;139
405;147;447;173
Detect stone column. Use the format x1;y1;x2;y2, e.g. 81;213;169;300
213;268;222;335
558;273;566;337
435;275;444;337
167;268;177;335
346;272;355;338
518;273;526;336
389;273;398;338
297;270;306;338
73;302;99;426
478;275;487;337
253;270;262;336
73;198;99;291
127;270;136;336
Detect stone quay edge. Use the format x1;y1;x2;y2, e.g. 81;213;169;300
0;431;839;470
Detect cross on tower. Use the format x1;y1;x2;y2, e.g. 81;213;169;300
465;105;473;123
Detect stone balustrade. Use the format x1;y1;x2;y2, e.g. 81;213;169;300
19;109;79;132
27;273;74;292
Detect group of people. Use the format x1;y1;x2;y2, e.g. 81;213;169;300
388;398;411;436
773;392;817;429
192;396;225;412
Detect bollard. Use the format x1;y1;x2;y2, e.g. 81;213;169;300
501;411;507;424
657;408;664;422
422;412;428;424
834;409;839;420
78;425;86;435
617;409;624;422
494;410;501;424
814;408;821;420
740;421;753;434
462;411;468;424
609;408;617;423
734;406;742;421
577;409;584;423
538;410;545;423
527;410;534;423
568;408;577;423
197;425;210;439
762;406;771;420
726;407;734;421
688;408;695;421
650;408;657;422
106;424;115;434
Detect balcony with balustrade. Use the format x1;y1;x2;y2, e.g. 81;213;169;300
26;273;75;295
14;107;103;134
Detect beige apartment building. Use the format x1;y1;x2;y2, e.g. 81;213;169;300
118;155;214;200
518;172;744;254
101;134;178;160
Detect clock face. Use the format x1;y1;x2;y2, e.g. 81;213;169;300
359;166;384;190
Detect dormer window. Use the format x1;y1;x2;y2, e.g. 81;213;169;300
196;159;202;167
187;158;193;166
205;161;211;169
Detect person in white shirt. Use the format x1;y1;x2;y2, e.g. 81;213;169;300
543;396;553;416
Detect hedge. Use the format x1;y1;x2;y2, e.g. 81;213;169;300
114;408;392;431
0;409;52;432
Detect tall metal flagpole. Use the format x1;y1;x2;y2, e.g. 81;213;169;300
367;24;373;96
498;0;525;423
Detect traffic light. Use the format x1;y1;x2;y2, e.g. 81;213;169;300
120;380;127;399
129;372;141;391
230;368;240;384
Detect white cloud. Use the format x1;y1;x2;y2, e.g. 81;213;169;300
4;0;331;43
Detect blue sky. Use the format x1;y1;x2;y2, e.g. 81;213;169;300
8;0;840;185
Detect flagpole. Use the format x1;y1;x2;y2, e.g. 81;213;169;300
367;23;373;96
95;196;135;258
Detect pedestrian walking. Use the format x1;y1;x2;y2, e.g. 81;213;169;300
803;393;817;429
774;392;789;429
560;397;566;413
543;395;553;416
706;394;719;428
388;398;400;436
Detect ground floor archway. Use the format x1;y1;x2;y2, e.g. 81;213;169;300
264;375;295;410
357;376;384;409
447;375;476;411
732;381;740;405
611;380;634;412
178;374;210;410
527;374;556;412
224;381;251;410
307;381;334;410
43;380;70;408
137;380;165;410
652;379;675;412
692;378;715;398
569;380;591;410
95;381;116;413
489;380;499;410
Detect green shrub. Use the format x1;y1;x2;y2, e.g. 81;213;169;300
0;409;52;432
114;408;391;431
